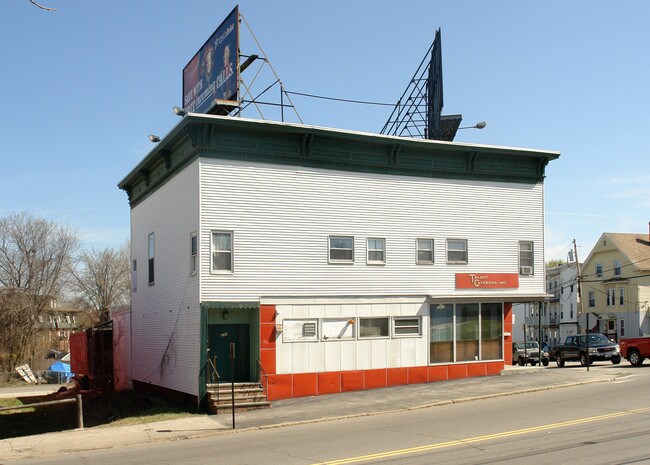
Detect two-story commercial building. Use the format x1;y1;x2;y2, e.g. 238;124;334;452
118;113;559;403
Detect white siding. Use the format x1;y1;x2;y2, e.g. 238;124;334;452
131;160;200;396
199;159;545;299
275;300;429;374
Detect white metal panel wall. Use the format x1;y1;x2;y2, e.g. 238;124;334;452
275;301;429;374
199;159;546;299
130;160;200;396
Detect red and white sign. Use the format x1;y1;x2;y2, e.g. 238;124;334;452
455;273;519;289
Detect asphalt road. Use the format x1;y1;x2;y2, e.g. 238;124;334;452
11;367;650;465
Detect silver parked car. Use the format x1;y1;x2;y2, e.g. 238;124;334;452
512;341;549;366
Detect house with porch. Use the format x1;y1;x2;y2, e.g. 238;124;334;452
118;113;559;405
579;231;650;340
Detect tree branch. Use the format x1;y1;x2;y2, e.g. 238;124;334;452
30;0;56;11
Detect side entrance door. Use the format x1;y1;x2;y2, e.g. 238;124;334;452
208;324;250;383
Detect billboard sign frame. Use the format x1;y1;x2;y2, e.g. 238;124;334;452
182;5;239;114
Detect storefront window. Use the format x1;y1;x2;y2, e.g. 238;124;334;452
481;303;503;360
429;302;503;364
430;304;453;363
456;303;479;362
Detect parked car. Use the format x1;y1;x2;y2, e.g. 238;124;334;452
512;341;549;366
552;334;621;367
619;336;650;366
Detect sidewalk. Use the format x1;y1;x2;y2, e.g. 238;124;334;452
0;365;631;462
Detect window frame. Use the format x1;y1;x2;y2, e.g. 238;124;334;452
518;240;534;275
596;263;603;277
211;230;234;273
328;235;354;264
614;260;622;276
393;317;422;337
588;290;596;307
148;232;155;285
366;238;386;265
358;317;390;339
446;238;468;264
190;232;198;275
416;238;434;264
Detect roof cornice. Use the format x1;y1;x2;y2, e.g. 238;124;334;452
118;114;560;207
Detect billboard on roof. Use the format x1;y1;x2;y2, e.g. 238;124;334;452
182;6;239;114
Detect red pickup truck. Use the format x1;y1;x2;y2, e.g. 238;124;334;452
619;336;650;366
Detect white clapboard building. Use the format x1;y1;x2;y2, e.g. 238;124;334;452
119;114;559;403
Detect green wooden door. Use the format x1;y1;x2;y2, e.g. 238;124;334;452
208;324;250;382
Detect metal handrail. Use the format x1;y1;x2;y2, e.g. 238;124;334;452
206;357;220;384
257;359;268;397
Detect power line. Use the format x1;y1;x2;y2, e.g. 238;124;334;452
285;90;395;107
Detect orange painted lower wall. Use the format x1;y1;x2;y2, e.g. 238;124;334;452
265;361;505;401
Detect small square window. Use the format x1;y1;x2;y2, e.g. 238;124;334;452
446;239;467;263
416;239;434;264
359;317;389;338
329;236;354;263
367;238;385;264
394;317;421;336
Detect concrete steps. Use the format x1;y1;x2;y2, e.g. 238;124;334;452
206;382;270;413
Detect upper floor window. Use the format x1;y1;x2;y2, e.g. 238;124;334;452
148;233;155;285
329;236;354;263
607;288;616;307
416;238;434;264
588;291;595;308
619;287;625;306
211;231;233;272
131;259;137;292
614;260;621;276
446;239;468;264
367;238;386;264
596;263;603;277
519;241;534;275
190;232;198;275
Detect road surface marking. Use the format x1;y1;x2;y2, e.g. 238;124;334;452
314;406;650;465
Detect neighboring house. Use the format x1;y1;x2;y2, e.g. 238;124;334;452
118;113;559;403
40;300;86;353
579;232;650;340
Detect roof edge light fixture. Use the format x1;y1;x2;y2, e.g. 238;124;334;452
148;134;161;143
459;121;487;130
173;106;188;117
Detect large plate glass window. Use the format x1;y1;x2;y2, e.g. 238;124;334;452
481;303;502;360
430;304;453;363
329;236;354;263
211;231;233;272
429;303;503;364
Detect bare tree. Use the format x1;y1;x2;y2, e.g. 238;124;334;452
70;242;130;324
0;212;79;373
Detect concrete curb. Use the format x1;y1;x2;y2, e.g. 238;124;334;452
0;373;630;462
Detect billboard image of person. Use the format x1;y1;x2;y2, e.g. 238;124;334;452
183;6;239;114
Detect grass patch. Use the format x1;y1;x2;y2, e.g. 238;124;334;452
0;391;198;439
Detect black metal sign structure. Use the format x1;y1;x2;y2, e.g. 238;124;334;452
381;29;462;141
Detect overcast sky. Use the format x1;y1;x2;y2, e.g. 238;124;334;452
2;0;648;261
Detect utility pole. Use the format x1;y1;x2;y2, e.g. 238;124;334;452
573;239;589;371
